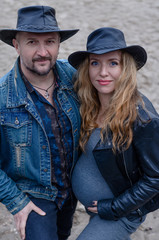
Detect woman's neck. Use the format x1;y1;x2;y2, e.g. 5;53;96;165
96;94;112;127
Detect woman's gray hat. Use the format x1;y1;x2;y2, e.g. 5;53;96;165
68;27;147;70
0;5;79;47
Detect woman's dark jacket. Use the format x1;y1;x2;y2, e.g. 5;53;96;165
93;95;159;221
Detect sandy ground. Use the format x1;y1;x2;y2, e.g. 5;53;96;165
0;0;159;239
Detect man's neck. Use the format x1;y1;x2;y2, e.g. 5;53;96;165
20;65;55;88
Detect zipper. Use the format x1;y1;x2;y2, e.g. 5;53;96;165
122;152;133;186
122;151;143;221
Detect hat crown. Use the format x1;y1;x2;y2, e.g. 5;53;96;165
0;5;79;46
16;6;59;31
68;27;147;70
87;27;127;52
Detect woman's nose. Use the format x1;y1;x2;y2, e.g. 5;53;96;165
100;65;109;77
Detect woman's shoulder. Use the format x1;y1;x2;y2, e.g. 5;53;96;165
140;93;158;116
132;93;159;135
137;93;158;121
133;101;159;141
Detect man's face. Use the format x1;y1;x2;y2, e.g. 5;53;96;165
13;32;60;77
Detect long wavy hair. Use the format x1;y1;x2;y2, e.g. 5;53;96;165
74;51;142;152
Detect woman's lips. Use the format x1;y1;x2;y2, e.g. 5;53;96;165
97;80;113;85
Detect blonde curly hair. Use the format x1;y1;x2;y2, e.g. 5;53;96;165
74;51;142;152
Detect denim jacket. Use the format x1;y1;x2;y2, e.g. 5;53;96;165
0;58;80;215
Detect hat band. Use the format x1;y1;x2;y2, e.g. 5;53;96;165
17;25;60;31
87;44;126;52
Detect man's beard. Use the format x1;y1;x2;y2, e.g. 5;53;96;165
26;65;52;76
26;57;55;76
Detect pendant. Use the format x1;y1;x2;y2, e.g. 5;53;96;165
45;90;49;99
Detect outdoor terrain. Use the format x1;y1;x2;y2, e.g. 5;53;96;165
0;0;159;239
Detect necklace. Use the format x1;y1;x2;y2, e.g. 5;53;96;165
32;82;54;99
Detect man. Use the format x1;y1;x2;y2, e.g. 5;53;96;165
0;6;80;240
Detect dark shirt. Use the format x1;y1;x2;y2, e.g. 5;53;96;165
22;69;73;208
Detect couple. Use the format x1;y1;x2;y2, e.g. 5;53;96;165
0;5;159;240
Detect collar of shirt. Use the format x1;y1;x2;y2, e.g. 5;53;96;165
18;60;60;94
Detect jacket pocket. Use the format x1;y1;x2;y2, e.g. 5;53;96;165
0;110;32;147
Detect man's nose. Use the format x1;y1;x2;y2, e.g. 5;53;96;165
37;44;48;56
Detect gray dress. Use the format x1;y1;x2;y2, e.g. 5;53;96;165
72;128;145;240
72;128;114;208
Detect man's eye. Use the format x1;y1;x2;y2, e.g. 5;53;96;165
28;40;35;44
47;40;56;44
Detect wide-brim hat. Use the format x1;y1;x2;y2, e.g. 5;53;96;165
0;6;79;47
68;27;147;70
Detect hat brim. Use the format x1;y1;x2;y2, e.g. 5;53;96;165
68;45;147;70
0;29;79;47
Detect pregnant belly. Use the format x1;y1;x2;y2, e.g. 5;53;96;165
71;158;114;208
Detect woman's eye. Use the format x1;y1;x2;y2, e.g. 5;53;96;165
91;61;98;66
110;61;118;66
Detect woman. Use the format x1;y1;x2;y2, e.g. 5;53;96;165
68;27;159;240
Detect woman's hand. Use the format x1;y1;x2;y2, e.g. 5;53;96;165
87;201;98;214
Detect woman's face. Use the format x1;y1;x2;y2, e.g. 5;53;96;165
89;50;122;100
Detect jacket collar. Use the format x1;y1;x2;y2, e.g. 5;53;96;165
7;58;28;108
55;60;75;90
7;58;75;108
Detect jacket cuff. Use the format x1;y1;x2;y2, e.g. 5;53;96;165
6;193;30;215
97;199;118;220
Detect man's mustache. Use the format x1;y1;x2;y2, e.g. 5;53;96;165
32;57;52;62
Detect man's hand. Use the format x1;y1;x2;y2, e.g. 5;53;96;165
14;201;46;240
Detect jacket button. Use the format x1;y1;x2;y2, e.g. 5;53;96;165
15;117;19;125
43;169;48;172
74;128;77;133
67;108;72;113
42;145;47;149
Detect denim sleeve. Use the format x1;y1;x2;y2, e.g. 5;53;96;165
0;169;30;215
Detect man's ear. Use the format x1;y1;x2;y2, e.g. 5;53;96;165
12;38;20;55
